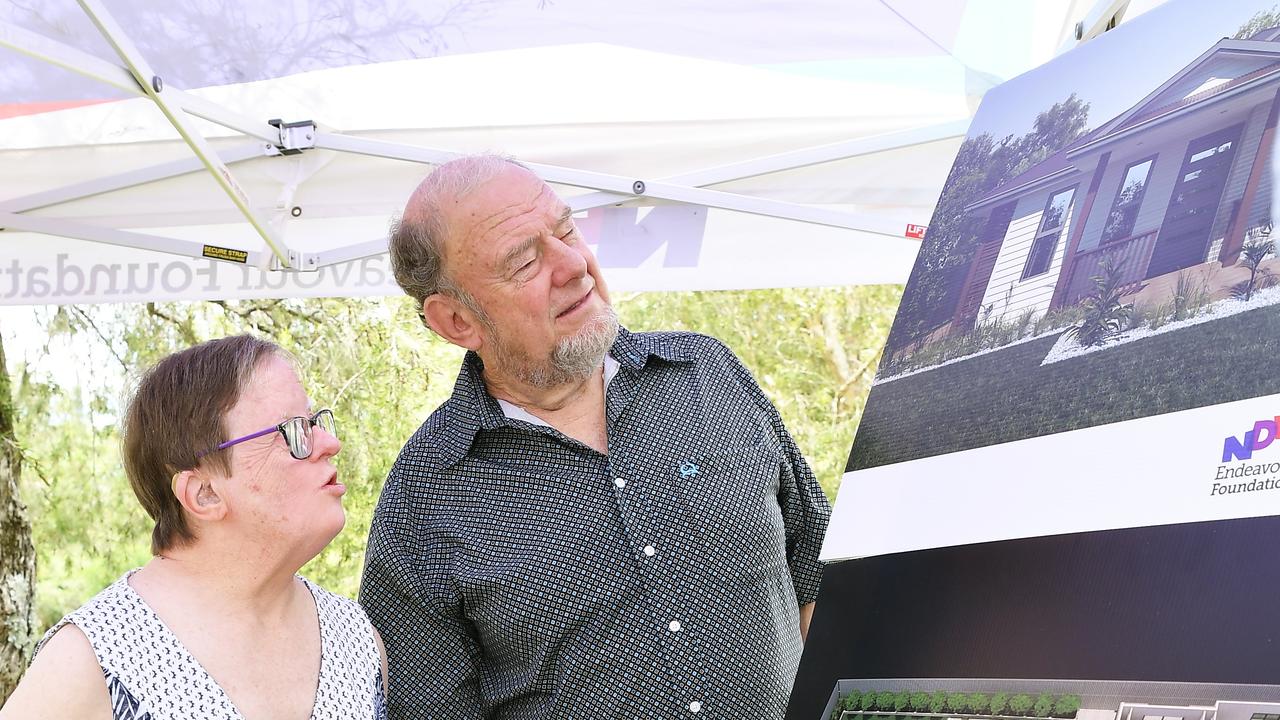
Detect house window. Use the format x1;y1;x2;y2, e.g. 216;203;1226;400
1022;187;1076;280
1101;156;1156;244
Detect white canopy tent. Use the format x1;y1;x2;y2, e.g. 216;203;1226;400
0;0;1166;306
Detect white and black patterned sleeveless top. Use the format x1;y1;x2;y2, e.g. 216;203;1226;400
37;571;387;720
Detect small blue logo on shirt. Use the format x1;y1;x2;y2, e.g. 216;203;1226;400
679;462;700;478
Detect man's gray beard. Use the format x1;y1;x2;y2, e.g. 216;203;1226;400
490;304;620;389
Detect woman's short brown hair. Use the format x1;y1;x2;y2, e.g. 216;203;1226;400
121;334;285;555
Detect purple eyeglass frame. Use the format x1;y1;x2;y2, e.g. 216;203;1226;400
196;409;335;460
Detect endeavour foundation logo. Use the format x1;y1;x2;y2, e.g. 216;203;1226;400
1222;416;1279;462
1212;414;1280;497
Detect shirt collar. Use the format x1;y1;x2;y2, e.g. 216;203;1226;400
435;326;693;467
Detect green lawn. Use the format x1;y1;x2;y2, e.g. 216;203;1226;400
848;303;1280;471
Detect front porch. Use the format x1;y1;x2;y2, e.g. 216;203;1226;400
1056;226;1278;310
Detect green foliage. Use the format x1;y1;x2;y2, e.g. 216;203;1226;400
1032;695;1055;718
930;691;948;714
1033;305;1084;336
1008;694;1034;716
1065;260;1132;347
989;693;1009;716
911;691;932;712
946;692;969;714
843;690;864;711
862;690;880;712
1235;6;1280;38
880;307;1047;378
1231;234;1276;302
1171;271;1212;322
877;691;897;711
894;691;912;712
968;693;989;714
1053;695;1081;718
889;94;1091;351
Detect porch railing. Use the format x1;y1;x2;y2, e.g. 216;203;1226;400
1061;229;1159;306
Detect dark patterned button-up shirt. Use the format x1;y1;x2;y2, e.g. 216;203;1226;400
359;328;830;719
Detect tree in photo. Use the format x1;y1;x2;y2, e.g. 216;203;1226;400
0;332;35;704
886;94;1091;358
1235;6;1280;39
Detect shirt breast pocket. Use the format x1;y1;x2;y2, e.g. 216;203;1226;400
680;434;789;582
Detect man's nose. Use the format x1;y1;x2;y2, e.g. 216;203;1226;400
547;235;588;287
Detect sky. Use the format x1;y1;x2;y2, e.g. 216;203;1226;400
967;0;1274;141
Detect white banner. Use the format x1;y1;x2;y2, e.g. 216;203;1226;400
0;204;922;305
822;392;1280;561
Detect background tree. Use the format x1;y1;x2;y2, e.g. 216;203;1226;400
0;332;35;702
886;94;1091;358
1235;6;1280;39
2;285;901;685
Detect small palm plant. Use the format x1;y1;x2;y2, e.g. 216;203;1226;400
1066;260;1133;347
1231;229;1275;301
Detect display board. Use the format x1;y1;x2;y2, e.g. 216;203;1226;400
790;1;1280;718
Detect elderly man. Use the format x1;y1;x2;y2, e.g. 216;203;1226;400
360;155;830;719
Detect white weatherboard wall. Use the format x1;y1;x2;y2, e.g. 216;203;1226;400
978;187;1077;319
822;391;1280;561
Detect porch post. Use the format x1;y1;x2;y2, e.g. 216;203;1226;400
1221;84;1280;265
1050;151;1110;309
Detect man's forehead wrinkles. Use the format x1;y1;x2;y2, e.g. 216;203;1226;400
470;183;554;238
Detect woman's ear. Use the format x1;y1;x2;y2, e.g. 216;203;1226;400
172;469;227;523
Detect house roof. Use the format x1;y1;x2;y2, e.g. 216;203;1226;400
964;30;1280;212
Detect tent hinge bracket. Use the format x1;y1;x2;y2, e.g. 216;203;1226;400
270;249;320;272
264;119;317;156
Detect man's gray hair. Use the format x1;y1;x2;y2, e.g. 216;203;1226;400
388;154;531;312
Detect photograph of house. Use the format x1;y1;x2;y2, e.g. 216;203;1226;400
951;28;1278;335
845;1;1280;471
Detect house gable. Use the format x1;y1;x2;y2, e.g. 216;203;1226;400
1106;39;1280;134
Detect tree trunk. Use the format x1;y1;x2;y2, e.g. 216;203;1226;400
0;331;35;703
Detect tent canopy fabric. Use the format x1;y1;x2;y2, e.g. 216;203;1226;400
0;0;1160;305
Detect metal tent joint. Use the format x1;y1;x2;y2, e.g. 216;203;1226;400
265;119;317;156
271;249;320;272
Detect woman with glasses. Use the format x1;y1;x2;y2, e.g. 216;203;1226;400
0;335;387;720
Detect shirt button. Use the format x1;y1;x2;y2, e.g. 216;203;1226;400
614;478;626;488
643;545;656;557
689;701;703;713
668;620;682;632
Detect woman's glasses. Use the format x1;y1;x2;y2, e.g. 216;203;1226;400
199;409;337;460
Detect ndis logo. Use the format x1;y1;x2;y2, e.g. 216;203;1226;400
1223;416;1280;462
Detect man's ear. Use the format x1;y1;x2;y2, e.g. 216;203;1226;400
172;469;227;523
422;294;482;351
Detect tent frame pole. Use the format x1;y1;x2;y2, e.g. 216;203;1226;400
0;6;973;271
0;212;269;267
74;0;293;269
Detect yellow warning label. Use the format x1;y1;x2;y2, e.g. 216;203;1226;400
202;245;249;264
